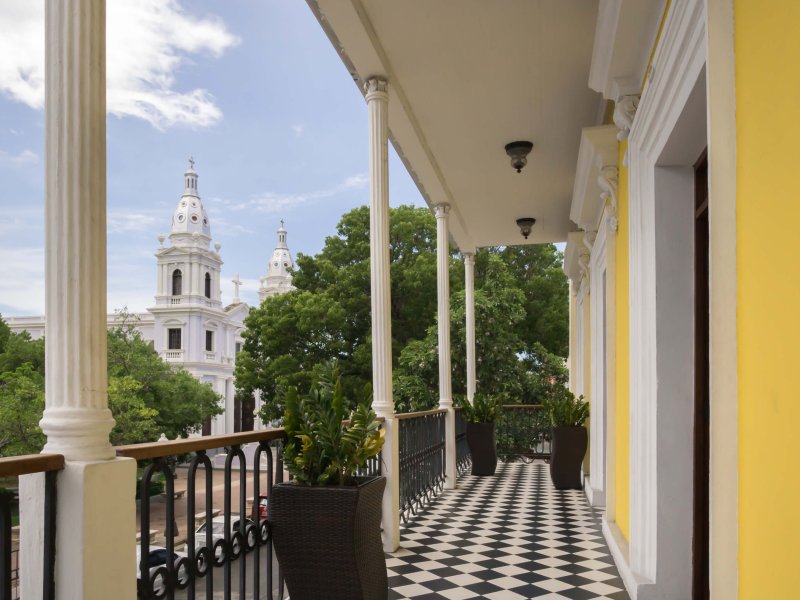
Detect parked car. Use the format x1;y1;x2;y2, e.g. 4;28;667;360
194;516;258;568
136;546;189;597
252;494;269;520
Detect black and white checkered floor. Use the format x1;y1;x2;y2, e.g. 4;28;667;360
387;462;629;600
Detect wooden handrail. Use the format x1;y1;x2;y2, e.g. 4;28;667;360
0;453;65;478
115;416;386;461
394;408;448;420
115;428;287;461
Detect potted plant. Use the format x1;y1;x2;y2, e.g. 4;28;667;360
458;393;501;476
269;363;387;600
544;387;589;490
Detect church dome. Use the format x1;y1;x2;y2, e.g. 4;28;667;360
170;159;211;241
268;221;293;278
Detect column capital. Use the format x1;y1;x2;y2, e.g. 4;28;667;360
434;203;451;218
364;77;388;99
462;251;475;263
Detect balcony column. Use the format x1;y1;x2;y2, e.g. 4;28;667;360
20;2;137;599
365;76;400;551
464;252;477;403
435;204;457;489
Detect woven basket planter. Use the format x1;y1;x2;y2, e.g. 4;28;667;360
270;476;388;600
466;422;497;476
549;426;588;490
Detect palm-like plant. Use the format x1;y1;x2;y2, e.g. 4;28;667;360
457;393;502;424
543;386;589;427
282;362;384;485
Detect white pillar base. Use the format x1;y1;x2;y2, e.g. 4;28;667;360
40;407;115;462
380;417;401;552
444;409;457;489
20;458;137;600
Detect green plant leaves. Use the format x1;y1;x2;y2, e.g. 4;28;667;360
543;387;589;427
456;393;502;423
282;361;384;485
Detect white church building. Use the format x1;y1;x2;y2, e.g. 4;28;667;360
7;161;295;436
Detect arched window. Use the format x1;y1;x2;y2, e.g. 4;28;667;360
204;273;211;299
172;269;182;296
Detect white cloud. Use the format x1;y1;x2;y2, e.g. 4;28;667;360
0;246;45;315
0;148;38;168
211;173;369;214
291;124;305;137
108;210;162;234
0;0;239;129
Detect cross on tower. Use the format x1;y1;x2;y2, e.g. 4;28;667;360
188;156;195;170
232;273;242;303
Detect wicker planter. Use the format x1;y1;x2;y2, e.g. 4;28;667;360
270;476;388;600
466;422;497;476
549;426;588;490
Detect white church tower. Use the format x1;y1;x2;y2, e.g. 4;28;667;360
149;160;247;435
258;221;296;302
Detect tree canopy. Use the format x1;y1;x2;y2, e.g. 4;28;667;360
0;312;222;456
237;205;569;422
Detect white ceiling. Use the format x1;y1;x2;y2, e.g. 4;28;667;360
309;0;602;250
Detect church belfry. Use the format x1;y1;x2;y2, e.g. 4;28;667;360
259;221;296;302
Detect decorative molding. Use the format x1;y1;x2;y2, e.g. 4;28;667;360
434;203;451;218
613;94;640;141
599;165;620;232
571;126;618;232
625;0;706;595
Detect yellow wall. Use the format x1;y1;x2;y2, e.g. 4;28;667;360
614;140;630;541
735;1;800;596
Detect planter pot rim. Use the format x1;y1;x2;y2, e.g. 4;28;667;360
274;475;383;490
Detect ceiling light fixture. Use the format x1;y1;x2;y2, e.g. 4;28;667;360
516;218;537;240
504;141;534;173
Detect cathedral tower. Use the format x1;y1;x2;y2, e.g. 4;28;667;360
258;221;296;302
149;160;238;435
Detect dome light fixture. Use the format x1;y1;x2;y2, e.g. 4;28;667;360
504;141;534;173
516;217;537;240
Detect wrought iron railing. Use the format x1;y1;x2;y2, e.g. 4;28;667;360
0;453;64;600
117;430;288;600
496;404;551;462
454;408;471;476
396;409;446;523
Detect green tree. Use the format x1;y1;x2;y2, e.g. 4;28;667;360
394;254;529;411
107;376;160;446
0;364;46;456
0;313;222;455
107;315;222;439
238;205;570;421
240;205;445;421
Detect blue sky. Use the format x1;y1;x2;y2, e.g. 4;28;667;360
0;0;426;316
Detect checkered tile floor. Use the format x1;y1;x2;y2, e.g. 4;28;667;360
387;462;629;600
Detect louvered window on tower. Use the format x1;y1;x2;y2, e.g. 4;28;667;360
205;331;213;352
172;269;182;296
205;272;211;298
168;328;181;350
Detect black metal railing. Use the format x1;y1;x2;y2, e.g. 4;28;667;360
454;408;471;476
496;405;551;462
397;409;446;523
117;430;288;600
0;453;63;600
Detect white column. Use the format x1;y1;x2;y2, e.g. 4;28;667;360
435;204;457;489
365;76;400;551
464;252;476;403
21;3;138;600
40;0;114;462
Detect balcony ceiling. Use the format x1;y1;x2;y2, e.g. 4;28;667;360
308;0;601;250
